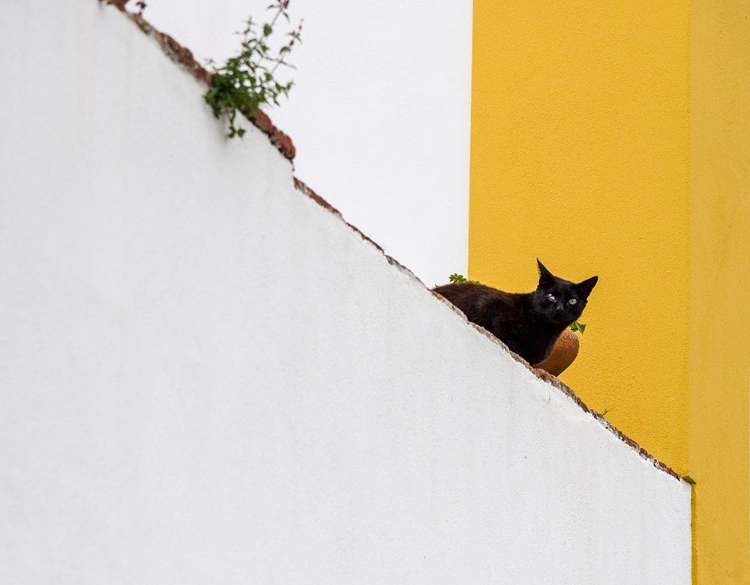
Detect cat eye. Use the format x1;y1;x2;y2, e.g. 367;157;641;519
547;293;556;302
568;298;577;305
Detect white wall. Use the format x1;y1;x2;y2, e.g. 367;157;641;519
140;0;472;288
0;3;690;583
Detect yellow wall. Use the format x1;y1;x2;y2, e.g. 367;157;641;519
470;0;690;470
690;0;750;582
470;1;750;582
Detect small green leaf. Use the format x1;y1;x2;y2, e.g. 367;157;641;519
263;24;273;36
570;321;586;334
448;273;481;285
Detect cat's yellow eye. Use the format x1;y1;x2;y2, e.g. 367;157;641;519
568;298;577;305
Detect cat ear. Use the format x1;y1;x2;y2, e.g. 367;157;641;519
577;275;598;297
537;259;554;284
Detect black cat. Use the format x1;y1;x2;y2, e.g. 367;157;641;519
433;260;598;365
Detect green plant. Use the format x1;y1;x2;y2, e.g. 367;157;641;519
447;273;586;333
448;273;481;285
204;1;302;138
569;321;586;334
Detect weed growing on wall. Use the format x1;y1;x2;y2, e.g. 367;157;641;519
447;273;586;332
569;321;586;333
448;273;481;285
204;1;302;138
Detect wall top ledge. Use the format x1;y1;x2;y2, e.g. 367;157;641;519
101;0;296;160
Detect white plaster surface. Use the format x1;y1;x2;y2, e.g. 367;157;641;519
0;3;690;583
139;0;472;288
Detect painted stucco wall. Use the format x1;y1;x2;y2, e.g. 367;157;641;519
140;0;473;288
0;3;690;583
690;0;750;582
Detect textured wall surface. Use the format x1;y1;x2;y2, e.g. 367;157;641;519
690;0;750;582
0;3;690;583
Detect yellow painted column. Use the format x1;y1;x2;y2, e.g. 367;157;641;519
470;0;690;470
689;0;750;582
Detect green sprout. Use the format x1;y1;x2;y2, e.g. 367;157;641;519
204;1;302;138
448;273;481;285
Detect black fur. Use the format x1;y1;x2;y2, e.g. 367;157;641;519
433;260;598;365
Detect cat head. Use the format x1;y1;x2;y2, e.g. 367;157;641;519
531;259;598;326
